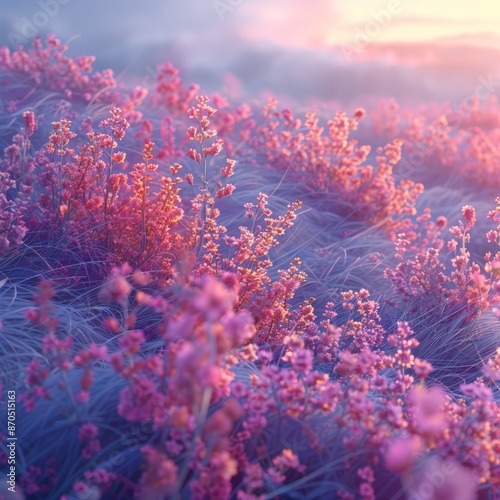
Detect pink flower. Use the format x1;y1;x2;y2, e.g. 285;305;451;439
266;467;286;485
139;445;178;498
216;183;236;199
384;435;422;473
73;481;88;495
119;330;145;356
222;310;255;347
273;449;301;470
486;230;497;243
258;350;273;365
357;466;374;483
186;148;201;163
229;383;248;405
118;377;164;422
335;351;357;375
290;348;313;374
243;463;264;491
99;264;133;305
192;275;235;321
23;111;36;138
354;107;366;119
462;205;476;231
204;137;224;157
221;159;236;177
78;423;99;441
436;216;447;230
359;482;375;500
408;386;447;437
413;359;433;379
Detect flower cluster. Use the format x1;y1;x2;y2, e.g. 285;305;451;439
251;101;423;236
1;35;500;500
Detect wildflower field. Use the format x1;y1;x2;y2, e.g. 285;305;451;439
1;34;500;499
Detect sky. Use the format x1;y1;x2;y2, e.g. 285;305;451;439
1;0;500;104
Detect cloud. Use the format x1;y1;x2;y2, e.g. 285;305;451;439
391;16;493;27
2;1;500;106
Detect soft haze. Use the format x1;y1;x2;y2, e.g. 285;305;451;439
1;0;500;103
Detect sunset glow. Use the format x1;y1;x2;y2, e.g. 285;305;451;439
2;2;500;498
240;0;500;48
